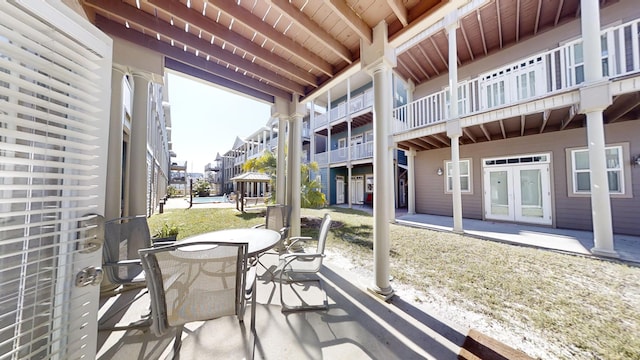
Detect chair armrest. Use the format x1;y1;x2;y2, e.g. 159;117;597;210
287;236;313;249
280;252;324;264
103;259;142;267
252;224;265;229
244;265;257;298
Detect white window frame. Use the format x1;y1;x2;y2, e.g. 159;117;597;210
365;174;374;193
568;144;630;197
445;159;472;194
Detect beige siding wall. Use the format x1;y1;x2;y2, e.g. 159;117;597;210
414;120;640;235
413;0;640;98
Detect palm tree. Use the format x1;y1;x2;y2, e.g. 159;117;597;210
243;150;325;207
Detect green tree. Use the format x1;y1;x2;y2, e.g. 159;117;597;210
243;150;325;208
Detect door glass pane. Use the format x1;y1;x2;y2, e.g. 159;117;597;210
520;169;543;218
490;171;509;215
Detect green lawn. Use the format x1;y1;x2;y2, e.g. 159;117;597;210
148;207;640;360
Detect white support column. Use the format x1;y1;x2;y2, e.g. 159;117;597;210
273;99;288;205
446;12;463;233
106;66;126;220
326;91;332;205
130;71;151;217
579;0;618;257
361;21;396;299
288;96;305;238
406;148;416;215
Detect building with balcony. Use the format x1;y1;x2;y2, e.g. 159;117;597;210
389;1;640;239
311;75;410;207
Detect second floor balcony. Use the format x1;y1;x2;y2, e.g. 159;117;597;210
315;142;374;165
393;18;640;135
313;87;374;130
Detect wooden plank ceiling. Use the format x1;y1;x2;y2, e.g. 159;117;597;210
81;0;618;106
81;0;439;103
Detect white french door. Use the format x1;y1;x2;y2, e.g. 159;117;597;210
0;2;112;359
350;176;364;204
336;176;345;204
483;161;552;225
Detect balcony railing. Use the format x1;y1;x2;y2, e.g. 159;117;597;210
393;18;640;134
316;142;374;166
312;87;375;129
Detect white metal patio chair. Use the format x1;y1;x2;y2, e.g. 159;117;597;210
139;241;256;359
278;213;331;312
252;204;291;276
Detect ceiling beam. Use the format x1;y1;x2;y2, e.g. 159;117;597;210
534;0;542;35
605;93;640;123
496;0;503;48
411;137;436;150
406;51;430;80
480;124;492;141
460;22;474;61
265;0;353;63
431;133;451;147
560;105;577;130
499;119;506;139
429;36;448;70
417;43;439;75
540;109;551;133
520;115;526;136
554;0;565;26
476;10;488;56
397;57;421;83
199;0;334;76
463;128;477;143
95;16;292;101
515;0;521;42
406;139;430;151
323;0;372;44
134;0;317;87
387;0;408;27
88;0;305;94
165;58;274;103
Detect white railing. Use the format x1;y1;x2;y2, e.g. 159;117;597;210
352;142;373;160
393;18;640;134
312;88;375;130
315;152;328;165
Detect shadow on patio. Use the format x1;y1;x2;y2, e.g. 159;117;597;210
97;255;469;360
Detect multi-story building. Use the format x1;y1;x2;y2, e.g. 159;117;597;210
390;1;640;239
310;74;409;207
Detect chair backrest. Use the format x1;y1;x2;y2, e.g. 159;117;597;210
139;241;248;337
265;204;291;238
315;213;332;257
103;215;151;284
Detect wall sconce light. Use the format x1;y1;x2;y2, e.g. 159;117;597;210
633;155;640;167
436;167;443;176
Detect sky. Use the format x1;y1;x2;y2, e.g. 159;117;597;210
166;71;272;174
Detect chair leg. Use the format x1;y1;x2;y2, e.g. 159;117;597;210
279;274;328;312
98;289;152;331
172;325;184;360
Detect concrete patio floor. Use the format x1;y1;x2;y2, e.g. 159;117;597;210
97;252;471;360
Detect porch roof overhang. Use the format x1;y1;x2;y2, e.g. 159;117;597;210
230;171;271;183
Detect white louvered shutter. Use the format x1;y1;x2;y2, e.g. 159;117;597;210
0;1;112;359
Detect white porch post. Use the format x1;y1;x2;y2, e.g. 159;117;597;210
106;66;126;220
130;71;151;217
579;0;618;257
362;21;395;299
273;99;288;205
406;148;416;215
288;96;304;238
326;91;332;205
446;12;464;233
347;79;353;208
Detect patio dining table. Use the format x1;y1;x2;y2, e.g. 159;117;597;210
178;228;281;257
